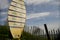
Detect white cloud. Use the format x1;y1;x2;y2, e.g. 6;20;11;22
0;0;9;9
27;12;50;19
25;0;51;4
1;12;7;15
0;12;7;21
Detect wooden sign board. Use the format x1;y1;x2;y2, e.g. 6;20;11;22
8;0;26;38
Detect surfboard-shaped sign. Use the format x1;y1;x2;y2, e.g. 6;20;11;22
8;0;26;38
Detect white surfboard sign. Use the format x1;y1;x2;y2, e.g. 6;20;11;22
8;0;26;38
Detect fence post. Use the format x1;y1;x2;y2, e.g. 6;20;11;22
58;29;60;33
44;24;51;40
51;30;53;40
43;30;45;40
53;29;55;40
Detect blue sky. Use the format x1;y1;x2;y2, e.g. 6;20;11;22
25;0;60;30
0;0;60;30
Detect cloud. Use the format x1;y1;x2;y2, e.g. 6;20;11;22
0;12;7;15
27;12;50;19
25;0;60;5
50;0;60;5
25;0;51;5
0;12;7;22
47;22;60;31
50;11;60;18
26;0;59;13
25;0;60;31
38;21;60;31
0;0;9;9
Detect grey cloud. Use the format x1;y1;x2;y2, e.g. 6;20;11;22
0;0;9;9
26;0;59;14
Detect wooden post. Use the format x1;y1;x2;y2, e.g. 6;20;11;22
44;24;51;40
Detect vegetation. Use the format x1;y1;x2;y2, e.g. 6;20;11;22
0;25;11;39
0;25;47;40
0;25;58;40
20;31;46;40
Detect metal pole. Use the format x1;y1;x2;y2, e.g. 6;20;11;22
44;24;51;40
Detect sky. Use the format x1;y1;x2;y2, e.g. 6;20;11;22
0;0;60;30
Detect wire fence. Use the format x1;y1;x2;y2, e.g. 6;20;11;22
39;29;60;40
0;25;60;40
